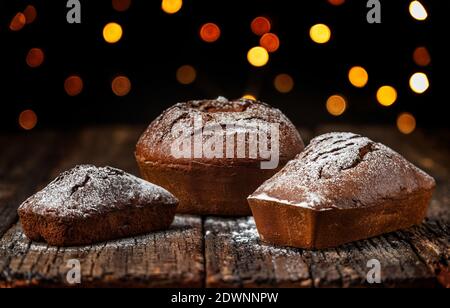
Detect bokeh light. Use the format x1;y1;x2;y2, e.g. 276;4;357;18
326;95;347;116
200;23;221;43
26;48;45;68
274;74;294;93
413;47;431;67
176;65;197;85
161;0;183;14
242;94;257;101
328;0;346;6
376;86;397;107
19;110;38;130
64;75;84;96
409;72;429;94
260;33;280;53
348;66;369;88
251;17;271;36
112;0;132;12
397;112;416;135
103;22;123;44
9;12;26;31
112;76;132;96
247;47;269;67
309;24;331;44
409;1;428;21
23;5;37;24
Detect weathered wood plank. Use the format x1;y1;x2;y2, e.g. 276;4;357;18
205;126;449;288
0;132;65;237
0;125;205;287
205;217;312;288
0;216;204;287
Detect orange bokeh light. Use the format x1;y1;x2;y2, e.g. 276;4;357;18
24;5;37;24
9;12;26;31
176;65;197;85
112;0;132;12
26;48;45;68
19;110;38;130
64;76;84;96
397;113;416;135
200;23;221;43
274;74;294;93
413;47;431;67
251;17;271;36
112;76;132;96
260;33;280;53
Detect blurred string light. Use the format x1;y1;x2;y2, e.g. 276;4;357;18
251;17;271;36
309;24;331;44
260;33;280;53
103;22;123;44
64;75;84;96
348;66;369;88
326;95;347;116
397;112;416;134
26;48;44;68
23;5;37;24
19;110;37;130
176;65;197;85
413;47;431;67
409;72;429;94
112;0;132;12
112;75;132;96
376;85;397;107
328;0;346;6
409;1;428;21
161;0;183;14
274;74;294;93
9;12;26;31
247;47;269;67
242;94;257;101
200;23;221;43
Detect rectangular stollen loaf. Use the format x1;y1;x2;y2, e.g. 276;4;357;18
248;132;436;249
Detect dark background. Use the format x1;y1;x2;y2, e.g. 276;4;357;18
0;0;447;131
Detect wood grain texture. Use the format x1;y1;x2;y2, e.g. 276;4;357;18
0;216;204;287
0;125;449;288
204;126;450;288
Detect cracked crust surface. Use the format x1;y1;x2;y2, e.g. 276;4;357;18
250;132;436;211
18;165;179;246
135;97;304;167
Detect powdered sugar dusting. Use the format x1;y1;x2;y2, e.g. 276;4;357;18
19;165;178;219
251;132;436;211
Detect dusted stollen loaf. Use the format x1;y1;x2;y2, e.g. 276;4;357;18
248;132;436;249
136;97;304;216
18;165;178;246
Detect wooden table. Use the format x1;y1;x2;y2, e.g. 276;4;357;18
0;125;449;288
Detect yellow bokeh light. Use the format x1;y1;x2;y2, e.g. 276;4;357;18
247;47;269;67
242;94;257;101
409;72;429;94
376;86;397;107
176;65;197;85
309;24;331;44
274;74;294;93
162;0;183;14
348;66;369;88
103;22;123;44
397;112;416;135
409;1;428;21
326;95;347;116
